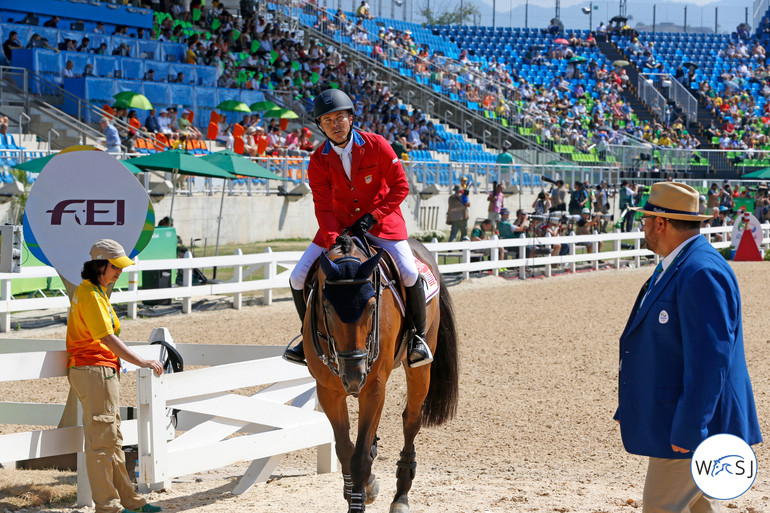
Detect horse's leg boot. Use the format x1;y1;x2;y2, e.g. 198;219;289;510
404;282;433;368
283;286;307;366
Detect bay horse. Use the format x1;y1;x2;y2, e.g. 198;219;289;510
301;234;459;513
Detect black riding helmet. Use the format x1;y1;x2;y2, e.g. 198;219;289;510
313;89;355;146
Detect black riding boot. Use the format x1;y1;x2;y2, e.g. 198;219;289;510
283;286;307;366
404;282;433;368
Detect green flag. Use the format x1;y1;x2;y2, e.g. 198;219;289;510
270;50;278;64
330;82;339;89
251;39;261;53
233;29;240;40
291;60;300;70
212;18;221;31
192;8;201;22
237;70;247;84
311;71;319;84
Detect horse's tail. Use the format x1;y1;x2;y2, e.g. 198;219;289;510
422;276;459;427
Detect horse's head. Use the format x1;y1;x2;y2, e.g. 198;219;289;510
318;236;382;396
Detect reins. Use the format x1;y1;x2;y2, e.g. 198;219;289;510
309;238;382;378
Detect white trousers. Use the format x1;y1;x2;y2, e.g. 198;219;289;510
289;234;419;290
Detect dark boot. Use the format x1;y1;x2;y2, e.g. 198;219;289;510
283;286;307;366
404;282;433;368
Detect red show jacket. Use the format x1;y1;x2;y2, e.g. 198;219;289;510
309;130;409;248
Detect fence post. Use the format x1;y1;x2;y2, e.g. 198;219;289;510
263;247;274;306
127;257;138;320
76;400;93;507
544;233;552;278
461;242;470;281
233;248;243;310
0;277;11;332
568;231;577;273
136;368;167;493
614;229;621;269
591;231;599;270
490;235;499;276
182;251;193;314
634;230;641;269
518;240;527;280
430;238;439;264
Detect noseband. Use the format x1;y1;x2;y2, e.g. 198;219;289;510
309;256;382;378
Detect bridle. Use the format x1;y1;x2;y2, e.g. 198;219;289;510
309;254;382;378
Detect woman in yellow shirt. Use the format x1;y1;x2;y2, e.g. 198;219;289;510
67;239;164;513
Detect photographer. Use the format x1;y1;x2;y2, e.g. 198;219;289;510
447;184;471;242
568;181;590;215
549;179;567;212
498;208;529;239
487;182;504;231
575;207;603;253
532;191;551;214
619;180;637;232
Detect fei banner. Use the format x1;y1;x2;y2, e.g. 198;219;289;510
23;147;155;287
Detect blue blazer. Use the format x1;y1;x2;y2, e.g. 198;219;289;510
615;236;762;459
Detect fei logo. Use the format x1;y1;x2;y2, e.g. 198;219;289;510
691;433;757;500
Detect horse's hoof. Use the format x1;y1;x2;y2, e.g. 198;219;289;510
365;474;379;505
389;498;409;513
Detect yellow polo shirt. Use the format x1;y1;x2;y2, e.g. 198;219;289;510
66;280;120;370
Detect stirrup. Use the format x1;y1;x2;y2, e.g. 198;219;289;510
407;335;433;368
283;334;307;366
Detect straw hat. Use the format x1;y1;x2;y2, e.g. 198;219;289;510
630;182;711;221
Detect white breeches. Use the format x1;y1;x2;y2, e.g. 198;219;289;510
289;235;419;290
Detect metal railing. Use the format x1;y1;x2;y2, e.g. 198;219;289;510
637;73;668;123
645;73;698;125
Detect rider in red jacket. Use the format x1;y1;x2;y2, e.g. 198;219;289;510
285;89;432;368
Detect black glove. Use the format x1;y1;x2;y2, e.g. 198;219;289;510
351;213;377;236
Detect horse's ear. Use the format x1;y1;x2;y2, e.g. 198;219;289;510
320;253;339;279
356;249;383;279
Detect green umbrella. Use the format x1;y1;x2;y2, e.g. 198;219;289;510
569;56;587;63
216;100;251;113
14;153;143;174
263;107;299;119
200;149;285;180
113;91;153;110
125;149;234;218
249;100;278;112
741;167;770;179
612;59;630;67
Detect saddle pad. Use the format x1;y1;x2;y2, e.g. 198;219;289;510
415;258;439;302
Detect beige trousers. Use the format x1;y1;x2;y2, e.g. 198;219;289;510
643;457;720;513
68;365;147;513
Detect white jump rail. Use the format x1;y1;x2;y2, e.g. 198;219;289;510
0;225;766;331
0;331;335;505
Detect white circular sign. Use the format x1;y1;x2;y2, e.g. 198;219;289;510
691;433;758;500
731;213;763;250
23;149;154;286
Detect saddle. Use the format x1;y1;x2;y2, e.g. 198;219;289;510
302;237;439;366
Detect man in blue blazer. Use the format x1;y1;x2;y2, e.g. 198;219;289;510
615;182;762;512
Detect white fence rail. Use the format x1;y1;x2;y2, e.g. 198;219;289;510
0;225;766;332
0;332;335;504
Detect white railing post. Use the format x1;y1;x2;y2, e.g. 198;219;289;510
76;399;93;507
614;229;621;269
430;238;439;263
491;235;499;277
137;368;167;492
634;229;641;269
0;277;11;332
263;247;274;306
544;233;552;278
591;231;599;270
568;231;577;273
127;257;139;320
182;251;193;314
518;241;527;280
462;242;470;281
233;248;243;310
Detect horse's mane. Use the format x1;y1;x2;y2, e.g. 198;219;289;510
331;234;353;257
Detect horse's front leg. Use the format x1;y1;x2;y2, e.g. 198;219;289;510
349;383;387;512
316;384;355;505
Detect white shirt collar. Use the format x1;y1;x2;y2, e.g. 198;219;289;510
660;233;701;274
